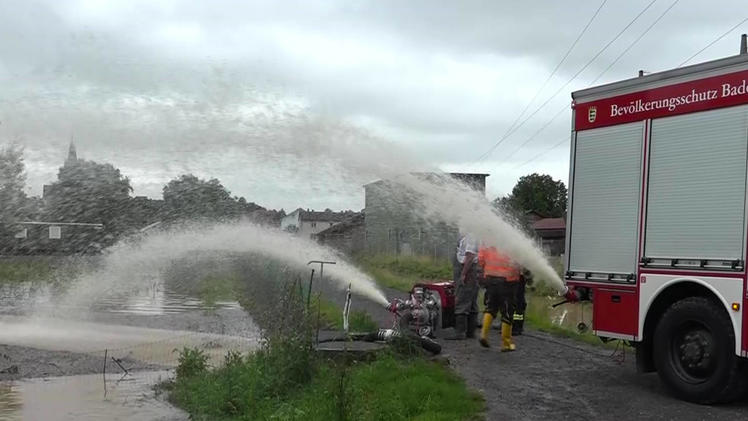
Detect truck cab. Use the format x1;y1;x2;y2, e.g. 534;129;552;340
566;50;748;403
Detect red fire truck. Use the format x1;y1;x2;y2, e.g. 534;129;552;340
566;44;748;403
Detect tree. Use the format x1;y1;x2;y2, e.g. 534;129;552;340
496;173;567;218
162;174;240;221
45;159;133;236
0;144;28;243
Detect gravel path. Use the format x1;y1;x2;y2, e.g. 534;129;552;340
442;330;748;420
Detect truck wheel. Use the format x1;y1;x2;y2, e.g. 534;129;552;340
653;296;745;403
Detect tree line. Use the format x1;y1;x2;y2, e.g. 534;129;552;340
0;143;285;252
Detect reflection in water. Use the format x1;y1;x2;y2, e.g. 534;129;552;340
0;382;22;421
0;371;186;421
0;281;240;316
0;278;258;420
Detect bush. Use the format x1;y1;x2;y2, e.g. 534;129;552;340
175;347;209;379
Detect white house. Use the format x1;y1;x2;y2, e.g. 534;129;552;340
280;208;351;238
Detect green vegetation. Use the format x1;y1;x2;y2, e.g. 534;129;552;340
167;267;482;421
0;258;56;283
168;349;483;421
196;274;240;307
315;297;379;332
358;254;452;292
523;295;606;347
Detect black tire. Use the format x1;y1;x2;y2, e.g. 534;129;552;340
653;296;746;403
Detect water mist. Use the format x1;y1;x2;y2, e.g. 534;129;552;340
51;222;389;317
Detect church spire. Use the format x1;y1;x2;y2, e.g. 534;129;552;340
65;138;78;167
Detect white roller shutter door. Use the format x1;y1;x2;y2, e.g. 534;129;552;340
645;105;748;260
569;122;643;274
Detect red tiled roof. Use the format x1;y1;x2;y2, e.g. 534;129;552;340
532;217;565;231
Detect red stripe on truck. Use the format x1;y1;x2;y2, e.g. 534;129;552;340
575;69;748;130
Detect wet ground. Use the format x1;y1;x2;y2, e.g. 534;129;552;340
443;331;748;421
0;280;260;420
0;371;185;421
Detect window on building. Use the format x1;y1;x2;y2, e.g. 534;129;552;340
311;222;317;228
49;226;62;239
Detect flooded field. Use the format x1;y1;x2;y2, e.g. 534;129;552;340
0;371;185;421
0;275;260;420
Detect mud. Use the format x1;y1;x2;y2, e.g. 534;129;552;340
0;343;161;381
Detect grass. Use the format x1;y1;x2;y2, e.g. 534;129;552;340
524;295;603;347
315;297;379;332
196;274;241;307
357;254;452;292
0;258;56;283
167;350;484;421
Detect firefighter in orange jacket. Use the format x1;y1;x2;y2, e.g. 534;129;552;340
478;246;522;351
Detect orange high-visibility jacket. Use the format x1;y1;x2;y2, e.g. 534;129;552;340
478;246;520;281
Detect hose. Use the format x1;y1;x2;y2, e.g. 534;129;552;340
317;329;442;355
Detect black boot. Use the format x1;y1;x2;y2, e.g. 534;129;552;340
446;314;467;340
466;313;478;338
512;317;524;336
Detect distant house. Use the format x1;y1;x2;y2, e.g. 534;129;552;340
532;217;566;256
280;208;354;238
3;221;105;255
314;213;365;256
364;172;489;258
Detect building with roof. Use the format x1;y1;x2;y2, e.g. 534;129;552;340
363;172;489;258
531;216;566;256
280;208;356;238
314;212;365;255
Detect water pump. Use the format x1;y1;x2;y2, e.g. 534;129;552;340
386;286;441;338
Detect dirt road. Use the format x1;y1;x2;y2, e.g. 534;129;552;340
442;331;748;420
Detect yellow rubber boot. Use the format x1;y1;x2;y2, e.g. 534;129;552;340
501;322;516;352
479;313;493;348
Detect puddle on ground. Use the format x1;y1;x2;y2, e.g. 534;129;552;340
0;315;260;367
0;370;185;421
0;282;240;316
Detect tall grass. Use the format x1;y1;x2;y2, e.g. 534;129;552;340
357;254;452;292
170;349;483;421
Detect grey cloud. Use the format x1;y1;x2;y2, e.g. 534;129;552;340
1;0;746;208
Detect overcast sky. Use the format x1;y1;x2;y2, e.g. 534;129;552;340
1;0;746;211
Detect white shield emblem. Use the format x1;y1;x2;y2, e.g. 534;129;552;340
588;106;597;123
